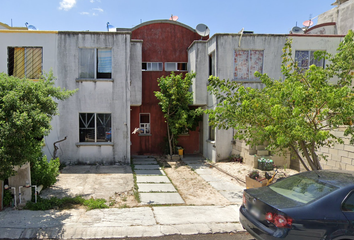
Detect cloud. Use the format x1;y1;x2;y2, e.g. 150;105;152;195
59;0;76;11
93;7;104;12
80;12;90;15
90;0;101;2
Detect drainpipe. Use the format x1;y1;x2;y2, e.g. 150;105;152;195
53;136;67;159
11;187;16;208
18;186;23;205
32;185;37;203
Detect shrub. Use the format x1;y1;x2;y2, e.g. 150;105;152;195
31;155;60;189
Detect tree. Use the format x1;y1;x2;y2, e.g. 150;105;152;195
0;71;76;180
154;72;203;157
206;31;354;171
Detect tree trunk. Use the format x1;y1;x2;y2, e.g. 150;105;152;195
166;121;173;159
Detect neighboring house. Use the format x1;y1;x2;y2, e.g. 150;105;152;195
189;32;350;170
0;27;58;204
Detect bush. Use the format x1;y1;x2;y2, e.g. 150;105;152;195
25;196;85;210
31;155;60;189
3;189;13;207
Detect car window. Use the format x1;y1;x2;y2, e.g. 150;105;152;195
269;175;338;204
342;191;354;212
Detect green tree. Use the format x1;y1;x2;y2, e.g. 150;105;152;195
154;72;203;157
206;31;354;171
0;71;76;180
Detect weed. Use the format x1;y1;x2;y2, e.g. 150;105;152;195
83;198;108;210
122;196;127;202
24;196;109;211
109;197;116;206
119;204;128;209
25;196;85;211
131;163;141;203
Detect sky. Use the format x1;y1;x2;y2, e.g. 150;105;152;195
0;0;336;35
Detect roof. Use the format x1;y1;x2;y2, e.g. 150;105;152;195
0;22;27;30
116;19;197;33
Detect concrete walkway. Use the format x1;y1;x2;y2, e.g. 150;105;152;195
0;205;244;239
182;156;244;204
133;156;185;205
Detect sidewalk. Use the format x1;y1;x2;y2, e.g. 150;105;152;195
0;205;244;239
0;155;246;239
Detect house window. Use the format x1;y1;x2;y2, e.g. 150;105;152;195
8;47;43;79
79;113;111;142
79;48;112;79
139;113;150;134
142;62;163;71
234;50;263;80
208;126;215;141
295;50;325;71
165;62;188;71
209;52;215;76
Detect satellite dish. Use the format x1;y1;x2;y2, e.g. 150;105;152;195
291;26;304;34
196;23;210;37
107;22;115;32
169;14;179;21
303;20;314;27
25;22;37;30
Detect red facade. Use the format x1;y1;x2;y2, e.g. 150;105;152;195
130;21;204;155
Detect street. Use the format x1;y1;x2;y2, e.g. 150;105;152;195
109;232;255;240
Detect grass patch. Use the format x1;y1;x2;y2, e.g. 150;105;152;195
131;163;141;203
25;196;109;211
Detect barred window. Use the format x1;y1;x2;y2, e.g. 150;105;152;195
295;50;325;72
8;47;43;79
234;50;264;80
139;113;150;134
79;113;111;142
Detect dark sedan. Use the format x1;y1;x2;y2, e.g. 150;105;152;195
240;170;354;240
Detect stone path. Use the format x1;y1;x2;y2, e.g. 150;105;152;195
182;156;244;204
133;156;184;205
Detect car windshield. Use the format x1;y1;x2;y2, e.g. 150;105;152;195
269;174;338;204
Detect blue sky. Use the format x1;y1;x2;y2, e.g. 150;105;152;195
1;0;335;35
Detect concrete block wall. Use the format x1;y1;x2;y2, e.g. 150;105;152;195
232;139;291;169
318;128;354;171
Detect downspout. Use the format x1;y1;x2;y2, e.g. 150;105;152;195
53;136;67;159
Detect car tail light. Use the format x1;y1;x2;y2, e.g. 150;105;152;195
243;193;246;205
265;212;292;228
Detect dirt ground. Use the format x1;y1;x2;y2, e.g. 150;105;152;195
154;156;299;206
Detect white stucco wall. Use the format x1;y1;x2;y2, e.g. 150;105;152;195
130;40;142;106
188;41;208;106
0;30;59;159
56;32;131;164
318;1;354;35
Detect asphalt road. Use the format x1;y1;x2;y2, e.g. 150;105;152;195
102;232;255;240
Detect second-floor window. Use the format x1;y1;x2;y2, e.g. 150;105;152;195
142;62;163;71
165;62;187;71
295;50;325;71
79;48;112;79
234;50;264;80
8;47;43;79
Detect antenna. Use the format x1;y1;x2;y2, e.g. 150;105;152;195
25;22;37;30
107;22;115;32
169;14;179;21
196;23;210;39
